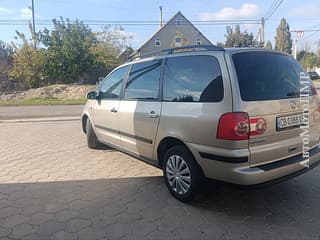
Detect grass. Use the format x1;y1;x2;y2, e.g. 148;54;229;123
0;98;87;106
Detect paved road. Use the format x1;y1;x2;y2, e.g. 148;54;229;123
0;105;84;120
0;120;320;240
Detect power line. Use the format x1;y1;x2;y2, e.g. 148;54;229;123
264;0;283;20
290;29;320;32
264;0;279;19
0;19;261;23
0;22;260;27
0;19;261;27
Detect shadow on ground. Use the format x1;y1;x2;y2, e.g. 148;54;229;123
0;173;319;240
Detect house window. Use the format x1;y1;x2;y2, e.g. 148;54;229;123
175;37;182;47
196;38;201;45
155;39;161;48
176;18;182;26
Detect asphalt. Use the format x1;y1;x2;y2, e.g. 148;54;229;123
1;120;320;239
0;105;84;120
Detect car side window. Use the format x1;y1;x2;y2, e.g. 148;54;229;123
123;60;162;100
99;66;129;99
163;55;223;102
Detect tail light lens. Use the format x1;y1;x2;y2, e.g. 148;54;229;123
217;112;267;140
250;118;267;136
311;84;318;96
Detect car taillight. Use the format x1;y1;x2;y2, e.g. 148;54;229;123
249;118;267;136
316;99;320;118
311;84;318;96
217;112;267;140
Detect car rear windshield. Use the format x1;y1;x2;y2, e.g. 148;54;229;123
232;51;308;101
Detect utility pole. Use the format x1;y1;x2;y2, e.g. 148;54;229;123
159;6;163;28
260;17;265;47
281;25;284;52
31;0;36;47
294;39;297;59
290;30;305;59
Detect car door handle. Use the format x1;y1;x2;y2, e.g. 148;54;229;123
110;107;118;113
148;111;159;118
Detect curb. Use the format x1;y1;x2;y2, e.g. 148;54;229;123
0;116;80;124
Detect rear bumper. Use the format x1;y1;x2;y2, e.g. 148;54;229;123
186;143;320;185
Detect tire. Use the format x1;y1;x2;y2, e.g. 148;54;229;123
86;119;101;149
163;145;203;202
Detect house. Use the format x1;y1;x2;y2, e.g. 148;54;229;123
137;11;212;55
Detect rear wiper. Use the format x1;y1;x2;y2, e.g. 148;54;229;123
286;91;300;97
132;97;158;100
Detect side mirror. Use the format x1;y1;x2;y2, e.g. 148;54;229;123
87;91;99;100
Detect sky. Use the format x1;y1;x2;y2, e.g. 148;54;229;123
0;0;320;51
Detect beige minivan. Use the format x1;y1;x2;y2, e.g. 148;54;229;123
82;45;320;202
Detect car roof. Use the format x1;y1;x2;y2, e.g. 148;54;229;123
224;47;289;56
128;45;289;64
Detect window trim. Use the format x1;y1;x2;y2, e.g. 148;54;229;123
119;64;132;99
121;59;164;102
196;38;201;45
155;39;161;48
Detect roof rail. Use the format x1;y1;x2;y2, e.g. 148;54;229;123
163;44;224;54
127;50;167;62
127;44;224;62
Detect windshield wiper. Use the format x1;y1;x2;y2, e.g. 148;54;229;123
286;91;300;97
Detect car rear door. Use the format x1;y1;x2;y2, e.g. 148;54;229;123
118;59;162;160
232;51;320;167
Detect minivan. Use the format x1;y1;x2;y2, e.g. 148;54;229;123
82;45;320;202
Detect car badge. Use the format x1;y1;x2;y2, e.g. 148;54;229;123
290;99;297;109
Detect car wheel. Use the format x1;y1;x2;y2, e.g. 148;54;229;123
86;119;101;149
163;145;203;202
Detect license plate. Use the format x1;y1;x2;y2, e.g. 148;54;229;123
276;114;303;130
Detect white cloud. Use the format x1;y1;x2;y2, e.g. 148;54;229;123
0;7;11;14
119;30;135;39
199;3;261;20
20;8;32;18
288;4;320;17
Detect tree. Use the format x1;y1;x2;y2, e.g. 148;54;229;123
9;30;45;88
40;17;96;83
224;25;258;47
275;18;292;54
89;26;132;79
9;17;133;87
317;40;320;66
95;26;132;54
119;47;135;62
0;41;13;58
297;50;318;70
265;40;272;49
215;42;225;48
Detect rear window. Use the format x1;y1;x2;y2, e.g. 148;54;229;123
232;52;309;101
